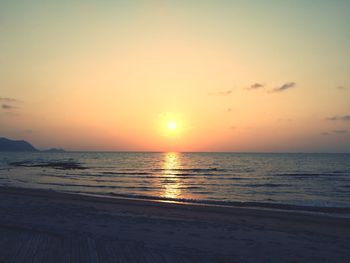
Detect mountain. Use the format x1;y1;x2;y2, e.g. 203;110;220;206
0;137;38;152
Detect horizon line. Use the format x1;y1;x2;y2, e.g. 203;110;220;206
38;150;350;154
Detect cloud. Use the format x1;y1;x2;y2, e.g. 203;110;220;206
326;115;350;121
333;130;348;134
321;130;348;136
336;86;347;90
272;82;296;93
277;118;293;122
1;103;18;110
227;108;232;112
0;111;19;117
326;117;337;121
247;83;264;90
0;97;19;102
218;90;232;95
1;104;15;109
209;90;232;96
0;97;21;111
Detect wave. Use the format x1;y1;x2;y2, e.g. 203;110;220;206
177;186;202;190
107;192;350;213
37;182;160;190
242;183;289;188
77;172;229;179
101;171;150;175
9;160;86;170
273;173;350;177
151;168;226;172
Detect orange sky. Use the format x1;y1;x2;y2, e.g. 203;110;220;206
1;1;350;152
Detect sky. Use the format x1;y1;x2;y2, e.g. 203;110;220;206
1;0;350;152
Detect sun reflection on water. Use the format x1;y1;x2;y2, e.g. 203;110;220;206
161;152;182;199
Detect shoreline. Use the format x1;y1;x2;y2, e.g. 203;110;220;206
108;192;350;214
2;185;350;217
2;185;350;226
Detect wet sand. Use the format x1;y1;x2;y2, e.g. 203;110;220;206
0;187;350;262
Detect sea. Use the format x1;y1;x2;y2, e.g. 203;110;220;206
1;152;350;212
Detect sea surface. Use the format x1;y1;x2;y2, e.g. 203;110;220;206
1;152;350;211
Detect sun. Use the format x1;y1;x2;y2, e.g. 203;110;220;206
158;113;182;137
167;120;177;131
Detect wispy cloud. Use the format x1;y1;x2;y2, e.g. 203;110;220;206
0;97;21;118
277;118;293;122
272;82;296;93
247;83;264;90
336;85;347;90
0;97;20;102
0;111;20;117
326;117;337;121
227;108;232;112
1;104;12;110
209;90;232;96
1;104;15;109
326;115;350;121
321;130;348;136
333;130;348;134
0;97;21;112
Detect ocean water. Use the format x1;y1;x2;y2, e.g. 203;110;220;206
0;152;350;211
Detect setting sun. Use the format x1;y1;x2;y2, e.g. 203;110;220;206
167;121;177;131
156;112;185;141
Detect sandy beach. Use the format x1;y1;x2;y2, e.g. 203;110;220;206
0;187;349;262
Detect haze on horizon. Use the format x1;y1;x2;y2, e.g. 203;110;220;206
1;0;350;152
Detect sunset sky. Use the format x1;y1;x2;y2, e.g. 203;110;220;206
1;1;350;152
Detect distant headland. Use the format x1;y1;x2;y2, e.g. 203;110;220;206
43;148;66;153
0;137;65;152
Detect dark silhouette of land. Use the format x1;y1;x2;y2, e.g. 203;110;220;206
42;148;66;153
0;137;65;152
0;137;37;152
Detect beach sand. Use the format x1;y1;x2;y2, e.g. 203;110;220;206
0;187;349;262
